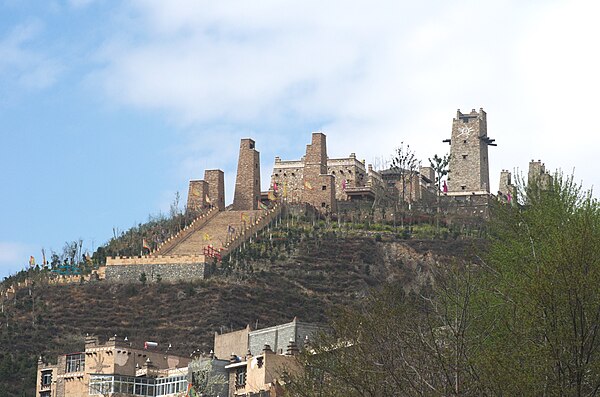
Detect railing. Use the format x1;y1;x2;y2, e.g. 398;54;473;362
220;204;283;257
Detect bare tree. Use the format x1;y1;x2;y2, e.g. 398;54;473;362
429;153;450;234
391;142;418;230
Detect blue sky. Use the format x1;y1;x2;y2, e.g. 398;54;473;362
1;0;599;278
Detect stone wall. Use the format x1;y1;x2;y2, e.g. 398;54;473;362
233;139;261;211
301;133;336;213
327;154;367;200
104;260;207;283
187;180;209;212
447;108;493;193
205;169;225;210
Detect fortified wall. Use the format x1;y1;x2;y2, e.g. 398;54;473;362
270;133;383;207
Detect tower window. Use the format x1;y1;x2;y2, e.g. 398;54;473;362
461;186;466;190
462;155;468;159
322;185;327;190
463;140;467;144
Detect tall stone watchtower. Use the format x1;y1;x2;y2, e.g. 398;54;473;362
444;108;496;193
233;138;261;211
301;133;336;213
204;169;225;210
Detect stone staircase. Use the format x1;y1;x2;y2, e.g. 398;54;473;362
160;210;264;256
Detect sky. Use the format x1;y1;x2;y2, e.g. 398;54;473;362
1;0;599;279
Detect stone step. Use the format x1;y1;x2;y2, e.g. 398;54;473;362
168;210;263;256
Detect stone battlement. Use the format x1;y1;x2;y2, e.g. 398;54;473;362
106;255;206;266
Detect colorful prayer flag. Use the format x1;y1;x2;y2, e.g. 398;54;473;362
442;180;448;193
142;238;150;250
29;256;35;267
304;180;313;190
342;179;347;191
273;182;278;192
268;190;276;201
258;199;268;210
241;213;250;223
203;233;211;241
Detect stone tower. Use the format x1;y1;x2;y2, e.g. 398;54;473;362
233;138;261;211
204;169;225;210
444;108;496;193
301;133;336;213
528;160;552;190
186;180;209;212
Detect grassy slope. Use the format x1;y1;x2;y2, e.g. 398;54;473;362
0;228;483;396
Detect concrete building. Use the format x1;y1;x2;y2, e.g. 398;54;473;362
213;318;323;397
36;335;190;397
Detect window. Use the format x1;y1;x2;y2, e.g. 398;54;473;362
462;155;467;159
39;392;51;397
461;186;466;190
236;368;247;389
89;374;187;396
463;140;467;143
41;370;52;386
321;202;326;207
322;185;327;190
65;353;85;373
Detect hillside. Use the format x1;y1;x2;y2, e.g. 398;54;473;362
0;224;484;396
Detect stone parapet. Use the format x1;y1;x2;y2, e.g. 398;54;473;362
106;255;206;266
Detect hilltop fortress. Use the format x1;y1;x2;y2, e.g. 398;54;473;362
97;108;543;283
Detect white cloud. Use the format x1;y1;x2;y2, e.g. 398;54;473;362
91;0;600;195
0;20;63;91
0;242;35;279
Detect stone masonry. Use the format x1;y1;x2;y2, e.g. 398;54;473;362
528;159;552;189
233;138;261;211
446;108;496;194
205;169;226;210
187;180;209;212
301;133;336;213
105;258;207;283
